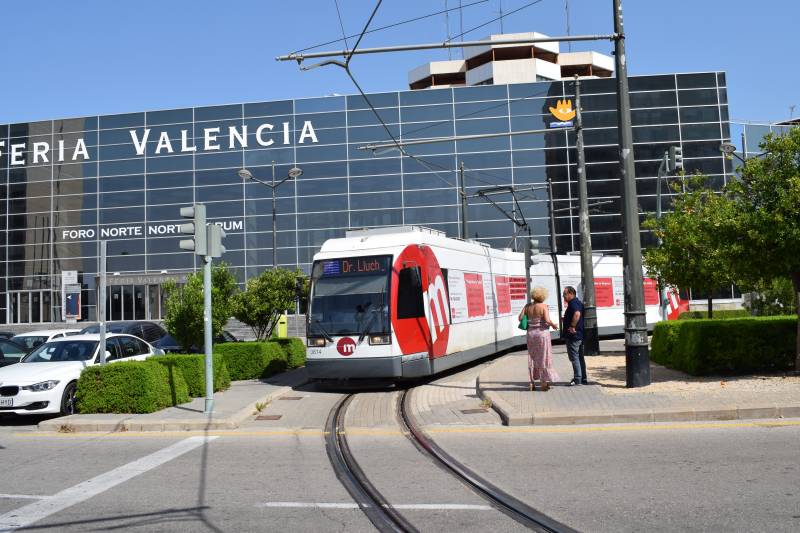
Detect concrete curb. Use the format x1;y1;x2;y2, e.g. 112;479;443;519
478;357;800;426
37;384;298;433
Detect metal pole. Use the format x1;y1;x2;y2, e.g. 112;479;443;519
524;228;532;305
203;254;214;414
574;77;599;356
459;161;468;240
613;0;650;387
656;151;668;322
277;33;618;62
272;160;277;269
99;240;107;365
546;176;564;326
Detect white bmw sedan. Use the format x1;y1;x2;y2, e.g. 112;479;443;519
0;334;162;416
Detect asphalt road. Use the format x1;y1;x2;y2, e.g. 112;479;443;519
0;368;797;532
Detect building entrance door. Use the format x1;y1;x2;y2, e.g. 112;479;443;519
6;290;54;324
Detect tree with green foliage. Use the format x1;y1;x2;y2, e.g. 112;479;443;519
744;277;798;317
163;262;239;352
643;176;738;318
724;127;800;368
232;268;303;341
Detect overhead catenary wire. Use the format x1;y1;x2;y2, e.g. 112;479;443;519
446;0;546;43
289;0;489;55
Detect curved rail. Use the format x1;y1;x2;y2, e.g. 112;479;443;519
398;388;577;533
324;394;419;533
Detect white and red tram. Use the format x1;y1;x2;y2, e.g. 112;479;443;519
305;226;664;381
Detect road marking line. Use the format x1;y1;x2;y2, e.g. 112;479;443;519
0;436;218;532
256;502;492;511
11;419;800;439
0;495;47;501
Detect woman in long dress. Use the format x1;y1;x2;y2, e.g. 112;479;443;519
517;287;560;391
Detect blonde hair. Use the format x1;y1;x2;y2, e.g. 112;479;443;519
531;286;548;303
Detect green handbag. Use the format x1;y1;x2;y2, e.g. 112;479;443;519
518;312;528;331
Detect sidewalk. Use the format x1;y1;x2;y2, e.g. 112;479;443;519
38;367;308;432
478;340;800;426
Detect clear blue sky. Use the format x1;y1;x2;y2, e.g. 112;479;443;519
1;0;797;125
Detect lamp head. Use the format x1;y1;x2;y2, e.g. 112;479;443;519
237;168;253;180
288;167;303;179
719;143;737;155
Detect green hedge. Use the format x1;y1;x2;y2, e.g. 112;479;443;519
677;309;751;320
76;361;190;414
151;354;231;397
651;316;797;375
214;342;287;380
270;338;306;369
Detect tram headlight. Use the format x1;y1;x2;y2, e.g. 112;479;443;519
307;337;326;347
368;334;391;345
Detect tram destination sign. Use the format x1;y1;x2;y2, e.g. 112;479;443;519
320;256;390;277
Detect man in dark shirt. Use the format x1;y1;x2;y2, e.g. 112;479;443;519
562;286;588;385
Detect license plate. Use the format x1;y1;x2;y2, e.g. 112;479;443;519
0;398;12;407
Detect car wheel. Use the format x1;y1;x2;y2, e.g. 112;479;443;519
60;382;78;416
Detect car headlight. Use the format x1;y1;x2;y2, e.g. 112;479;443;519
307;338;326;347
22;380;60;392
368;334;392;345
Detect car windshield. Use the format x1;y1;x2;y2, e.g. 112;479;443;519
308;256;391;337
22;340;98;363
11;335;48;350
81;324;125;334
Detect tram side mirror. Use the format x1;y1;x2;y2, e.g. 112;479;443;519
397;267;425;319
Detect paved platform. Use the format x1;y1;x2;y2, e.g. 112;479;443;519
478;341;800;426
38;367;308;432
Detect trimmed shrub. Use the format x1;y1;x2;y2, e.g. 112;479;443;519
677;309;751;320
76;361;189;414
215;341;287;380
270;338;306;369
651;316;797;375
151;354;231;397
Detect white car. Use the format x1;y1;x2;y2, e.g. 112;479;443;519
11;329;83;352
0;334;162;416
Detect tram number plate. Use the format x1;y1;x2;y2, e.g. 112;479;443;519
0;398;13;407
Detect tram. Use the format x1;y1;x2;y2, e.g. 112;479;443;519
305;226;666;381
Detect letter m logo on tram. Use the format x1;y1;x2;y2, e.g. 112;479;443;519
425;274;450;344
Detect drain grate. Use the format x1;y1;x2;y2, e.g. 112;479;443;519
256;415;282;421
460;408;489;415
279;396;303;400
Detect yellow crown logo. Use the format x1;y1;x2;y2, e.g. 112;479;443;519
549;99;576;122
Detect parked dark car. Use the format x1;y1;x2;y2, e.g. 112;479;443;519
155;330;239;353
80;321;167;345
0;339;30;367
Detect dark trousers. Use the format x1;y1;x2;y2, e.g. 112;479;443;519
566;338;586;382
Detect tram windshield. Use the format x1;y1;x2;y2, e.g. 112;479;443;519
308;256;391;337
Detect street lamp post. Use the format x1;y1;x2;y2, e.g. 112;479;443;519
239;163;303;269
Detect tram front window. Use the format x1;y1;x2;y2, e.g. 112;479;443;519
309;256;391;337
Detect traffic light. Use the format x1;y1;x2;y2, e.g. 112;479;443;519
179;204;207;256
207;223;226;258
668;145;683;173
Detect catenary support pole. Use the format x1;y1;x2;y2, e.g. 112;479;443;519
524;228;532;305
459;161;468;240
656;150;668;321
613;0;650;387
99;240;107;365
546;176;563;326
204;254;214;414
271;161;278;269
574;77;599;356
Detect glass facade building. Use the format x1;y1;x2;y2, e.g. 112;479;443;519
0;71;730;324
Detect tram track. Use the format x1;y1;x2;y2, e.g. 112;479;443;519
325;386;577;532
